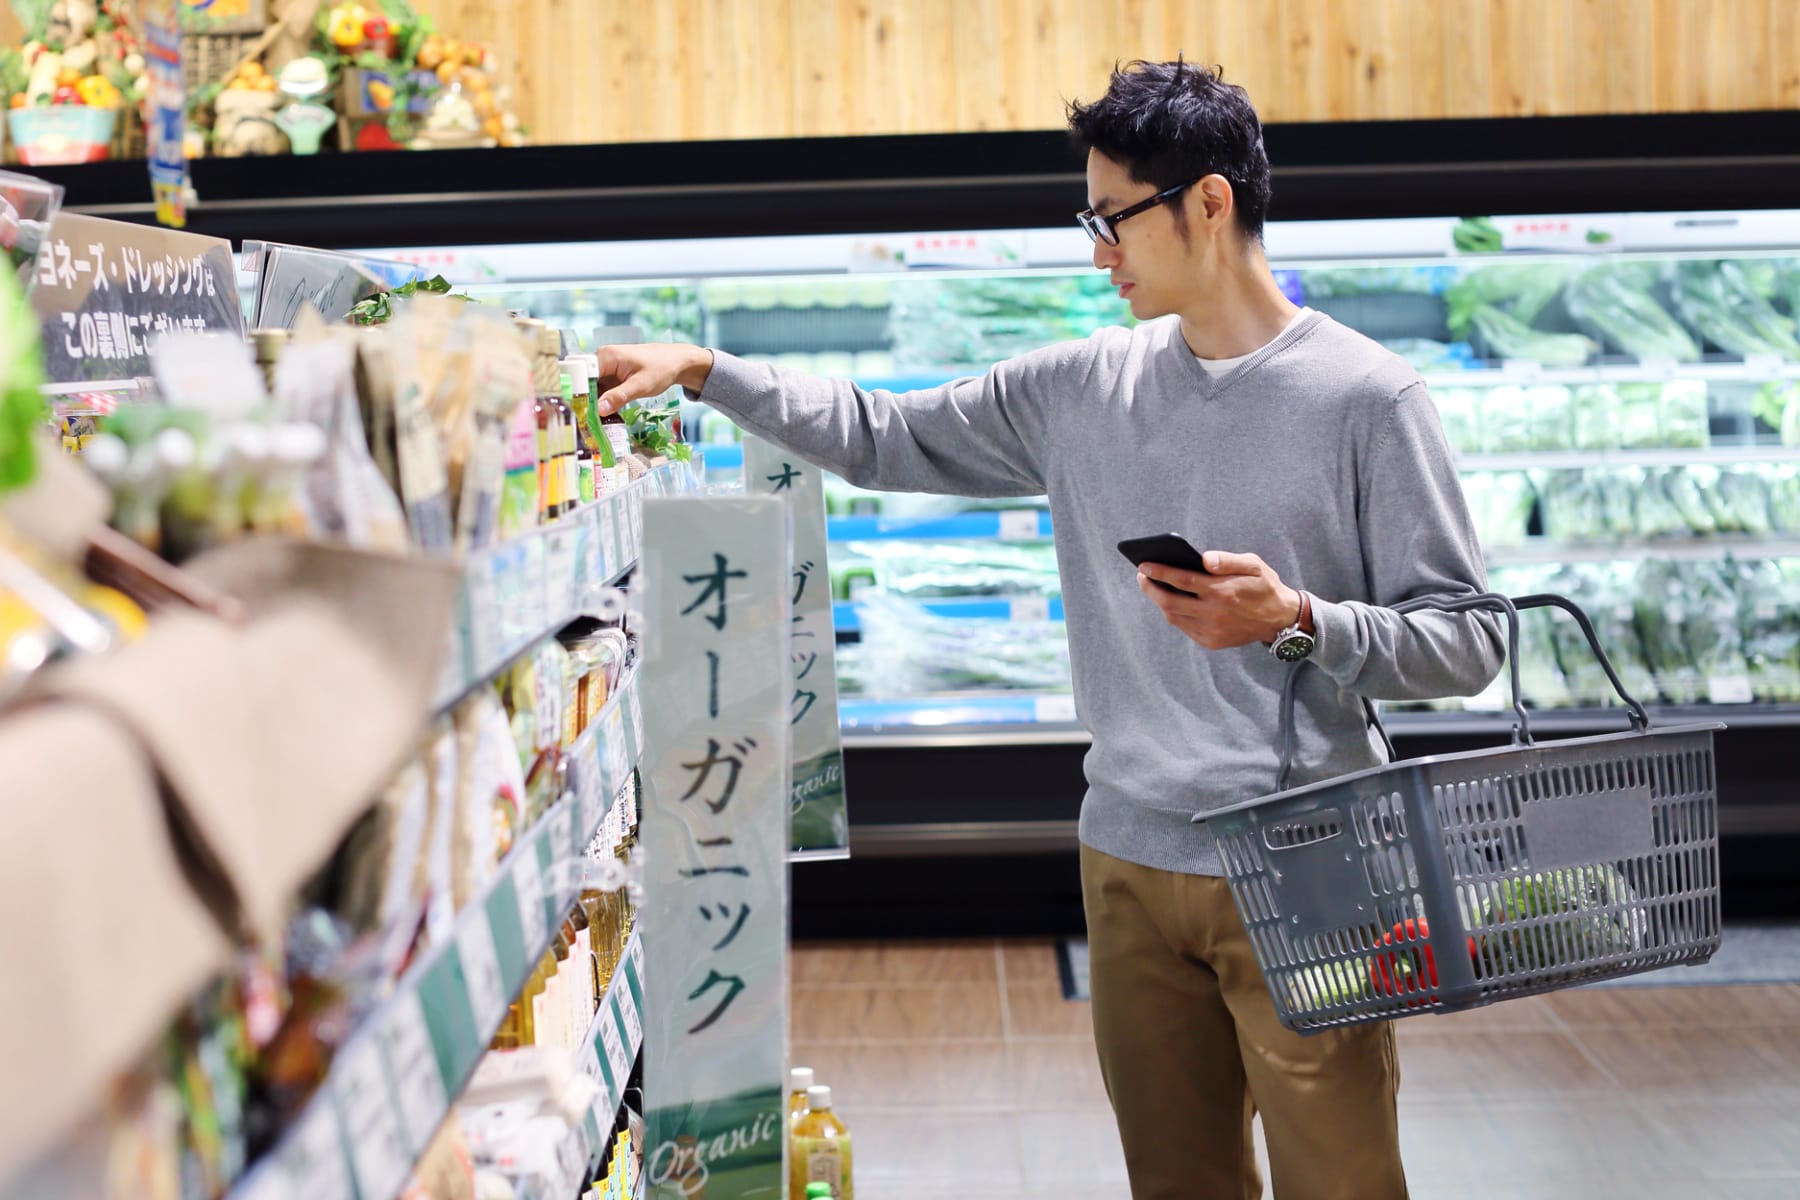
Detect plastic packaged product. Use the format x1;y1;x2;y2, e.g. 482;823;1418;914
1593;469;1637;539
1614;383;1665;449
452;692;519;907
1658;380;1711;449
1625;468;1685;539
1432;387;1483;455
331;755;432;940
1563;262;1701;362
1660;468;1719;534
1735;558;1800;701
1460;471;1537;547
1767;466;1800;532
421;725;461;945
1707;468;1774;536
452;310;534;551
376;299;459;551
1670;259;1800;359
791;1085;852;1200
1524;385;1573;450
856;591;1071;694
1480;386;1534;453
1570;385;1620;450
1537;470;1607;543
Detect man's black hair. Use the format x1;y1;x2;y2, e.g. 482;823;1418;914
1067;59;1272;244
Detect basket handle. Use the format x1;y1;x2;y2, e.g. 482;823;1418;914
1274;591;1652;794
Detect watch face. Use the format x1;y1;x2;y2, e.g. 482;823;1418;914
1274;632;1316;662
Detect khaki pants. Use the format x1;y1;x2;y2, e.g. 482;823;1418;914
1080;844;1409;1200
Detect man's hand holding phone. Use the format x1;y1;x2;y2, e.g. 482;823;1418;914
593;343;716;415
1119;535;1305;651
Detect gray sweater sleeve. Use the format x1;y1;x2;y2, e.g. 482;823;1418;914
692;349;1054;497
1310;383;1506;700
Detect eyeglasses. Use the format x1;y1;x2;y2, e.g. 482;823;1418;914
1076;179;1201;246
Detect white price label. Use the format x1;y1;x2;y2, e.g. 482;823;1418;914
513;850;548;948
546;527;578;621
521;534;549;635
1010;595;1051;623
599;502;620;577
1032;694;1078;723
334;1042;412;1200
465;549;502;671
550;804;575;865
377;991;446;1155
627;678;644;750
606;703;630;786
1640;355;1680;380
615;979;642;1051
282;1102;355;1200
1746;352;1785;379
601;1009;630;1088
997;509;1040;540
1707;674;1754;704
456;913;507;1034
629;934;645;979
579;1038;604;1088
1501;358;1544;382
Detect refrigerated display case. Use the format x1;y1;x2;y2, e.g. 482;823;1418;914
336;211;1800;743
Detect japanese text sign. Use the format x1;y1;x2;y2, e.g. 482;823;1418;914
29;213;240;384
743;436;849;859
641;496;789;1200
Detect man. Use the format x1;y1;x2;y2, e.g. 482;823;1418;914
597;60;1502;1200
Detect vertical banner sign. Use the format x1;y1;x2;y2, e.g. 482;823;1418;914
742;437;850;859
142;0;188;227
642;496;790;1200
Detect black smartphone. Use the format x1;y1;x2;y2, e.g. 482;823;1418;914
1117;533;1211;596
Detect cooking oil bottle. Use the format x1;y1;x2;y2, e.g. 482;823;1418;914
790;1085;852;1200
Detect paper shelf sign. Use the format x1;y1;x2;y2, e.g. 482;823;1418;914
28;213;240;385
142;0;187;227
743;437;850;860
640;496;791;1200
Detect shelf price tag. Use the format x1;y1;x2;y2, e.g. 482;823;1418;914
628;676;645;754
599;500;621;575
1640;355;1680;380
546;525;578;623
998;509;1040;541
628;933;645;980
456;912;507;1036
282;1102;355;1200
1500;359;1544;382
1746;353;1785;380
615;978;642;1051
1032;694;1078;723
377;990;447;1155
333;1042;413;1200
512;849;548;949
605;702;630;790
466;546;503;674
1010;596;1051;623
1707;674;1754;704
600;1007;631;1091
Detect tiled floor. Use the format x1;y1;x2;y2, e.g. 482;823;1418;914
789;937;1800;1199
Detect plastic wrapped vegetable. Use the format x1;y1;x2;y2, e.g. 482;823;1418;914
1571;385;1620;450
1657;380;1711;449
1523;386;1573;450
1594;469;1638;538
1562;263;1701;362
1659;468;1718;535
855;590;1072;694
1615;383;1664;449
1732;559;1800;702
1469;306;1597;368
1445;264;1574;337
1750;381;1796;437
1708;468;1774;536
1488;566;1574;708
1537;469;1608;543
1433;387;1484;454
1669;260;1800;359
1459;472;1537;547
1768;466;1800;533
1682;562;1755;702
1481;386;1535;453
1627;468;1686;539
1471;866;1645;979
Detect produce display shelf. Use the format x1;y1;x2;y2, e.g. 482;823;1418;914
223;673;648;1200
839;692;1797;740
828;508;1052;543
1460;446;1800;471
832;595;1064;631
431;463;694;713
1485;535;1800;566
1421;360;1800;389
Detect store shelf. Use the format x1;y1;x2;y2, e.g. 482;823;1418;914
1423;359;1800;389
832;595;1063;631
571;929;646;1162
223;674;648;1200
840;692;1079;731
697;443;743;471
853;374;965;393
1484;535;1800;565
1460;446;1800;471
433;462;694;712
829;508;1051;542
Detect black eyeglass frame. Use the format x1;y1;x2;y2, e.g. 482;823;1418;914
1076;178;1203;245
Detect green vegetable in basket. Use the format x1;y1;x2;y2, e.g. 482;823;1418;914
1472;866;1643;977
1469;306;1597;368
1670;260;1800;359
1563;264;1701;362
1285;959;1371;1010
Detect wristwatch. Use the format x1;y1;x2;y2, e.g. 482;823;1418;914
1269;590;1316;663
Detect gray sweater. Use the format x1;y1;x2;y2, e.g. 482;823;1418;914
695;310;1504;875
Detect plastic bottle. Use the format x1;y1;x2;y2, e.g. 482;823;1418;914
790;1085;851;1200
788;1067;814;1124
558;371;582;510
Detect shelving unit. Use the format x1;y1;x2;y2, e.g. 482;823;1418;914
1486;535;1800;566
1459;447;1800;471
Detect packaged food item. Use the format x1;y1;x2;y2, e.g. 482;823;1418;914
444;309;531;552
452;693;514;908
422;724;461;945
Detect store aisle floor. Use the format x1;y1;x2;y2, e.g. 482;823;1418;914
789;937;1800;1199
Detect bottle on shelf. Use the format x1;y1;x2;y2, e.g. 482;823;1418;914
790;1085;852;1200
788;1066;814;1125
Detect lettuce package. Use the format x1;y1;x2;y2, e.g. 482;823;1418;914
1562;262;1701;362
1460;472;1537;547
1629;468;1689;539
1486;566;1574;708
1658;380;1711;449
1768;466;1800;532
855;590;1072;694
1670;259;1800;359
1615;383;1666;449
1661;468;1718;535
1707;468;1775;536
1433;387;1484;455
1733;558;1800;702
1571;385;1619;450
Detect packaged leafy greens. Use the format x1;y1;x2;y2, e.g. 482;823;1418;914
1445;264;1575;337
1731;558;1800;702
1432;387;1484;454
1658;380;1711;448
1459;472;1537;546
1537;470;1608;543
1768;466;1800;532
1661;468;1718;535
1615;383;1665;449
856;591;1072;694
1594;470;1638;538
1571;385;1620;450
1707;468;1774;536
1670;260;1800;359
1629;468;1689;539
1562;263;1701;362
1482;386;1535;452
1469;306;1598;368
1486;566;1574;708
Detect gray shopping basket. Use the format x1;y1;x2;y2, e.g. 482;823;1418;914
1199;592;1724;1034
